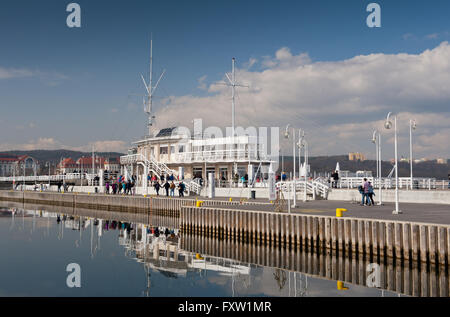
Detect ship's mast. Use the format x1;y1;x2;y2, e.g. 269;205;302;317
225;58;247;137
142;35;165;137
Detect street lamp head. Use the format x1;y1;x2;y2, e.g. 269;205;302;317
411;120;416;130
384;112;393;129
384;121;392;129
372;131;378;143
284;124;290;139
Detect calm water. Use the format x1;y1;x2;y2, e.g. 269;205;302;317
0;203;429;297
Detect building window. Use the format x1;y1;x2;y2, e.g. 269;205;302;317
160;146;168;154
178;145;185;153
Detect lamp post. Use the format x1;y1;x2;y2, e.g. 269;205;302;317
385;112;401;214
298;129;303;189
285;124;296;208
303;139;309;202
46;162;51;189
372;131;382;205
409;119;416;190
23;159;25;190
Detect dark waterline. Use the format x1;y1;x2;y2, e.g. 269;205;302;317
0;203;418;297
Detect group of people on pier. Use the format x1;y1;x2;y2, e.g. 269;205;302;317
153;179;186;197
104;175;136;195
358;178;376;206
147;173;186;197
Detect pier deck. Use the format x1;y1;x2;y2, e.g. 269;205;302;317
221;200;450;225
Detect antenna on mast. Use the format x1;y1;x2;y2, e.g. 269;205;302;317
141;34;165;137
225;58;248;136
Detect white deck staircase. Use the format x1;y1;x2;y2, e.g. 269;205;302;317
120;154;177;179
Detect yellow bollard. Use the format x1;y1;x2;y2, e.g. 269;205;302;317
337;281;349;290
195;253;204;260
196;201;204;207
336;208;347;217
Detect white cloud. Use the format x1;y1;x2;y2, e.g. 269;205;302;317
153;42;450;159
0;67;34;79
426;33;439;40
0;66;68;86
197;75;207;90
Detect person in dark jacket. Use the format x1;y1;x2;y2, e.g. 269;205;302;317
164;181;170;196
154;181;161;195
178;181;185;197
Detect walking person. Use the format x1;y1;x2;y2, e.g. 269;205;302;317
178;181;185;197
164;181;170;196
361;178;372;206
170;181;175;196
154;181;161;196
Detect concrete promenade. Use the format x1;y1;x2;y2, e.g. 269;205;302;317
223;200;450;226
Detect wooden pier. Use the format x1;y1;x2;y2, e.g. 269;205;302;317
0;190;270;217
2;190;450;266
180;206;450;266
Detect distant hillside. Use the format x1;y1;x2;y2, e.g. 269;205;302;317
279;155;450;180
1;149;124;164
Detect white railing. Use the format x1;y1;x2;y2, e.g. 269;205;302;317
0;173;95;182
276;180;329;200
187;180;202;195
335;177;438;190
172;149;269;163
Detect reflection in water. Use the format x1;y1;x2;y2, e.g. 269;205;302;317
0;203;447;297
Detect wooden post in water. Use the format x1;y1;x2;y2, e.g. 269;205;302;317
357;220;364;255
420;225;428;263
428;226;437;264
412;224;420;262
394;223;403;260
403;223;411;261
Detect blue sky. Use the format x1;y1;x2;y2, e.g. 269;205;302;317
1;0;450;159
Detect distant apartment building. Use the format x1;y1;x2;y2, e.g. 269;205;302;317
436;158;447;164
0;153;36;177
57;158;78;174
56;156;120;174
348;152;366;161
76;156;106;174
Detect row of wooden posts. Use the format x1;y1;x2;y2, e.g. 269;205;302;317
180;206;450;266
181;232;449;297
